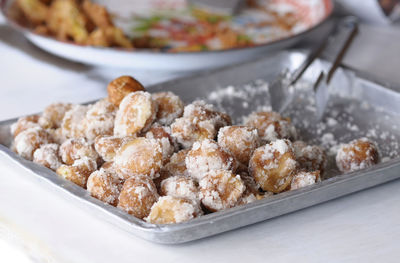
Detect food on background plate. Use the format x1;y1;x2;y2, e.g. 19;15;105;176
8;0;331;52
12;0;133;48
10;75;382;225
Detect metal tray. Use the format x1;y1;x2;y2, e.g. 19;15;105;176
1;51;400;244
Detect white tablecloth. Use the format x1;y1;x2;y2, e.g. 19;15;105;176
1;14;400;263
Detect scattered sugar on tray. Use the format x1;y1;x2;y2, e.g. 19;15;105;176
326;117;338;127
346;123;359;132
205;80;270;123
208;86;242;101
360;101;371;110
380;131;389;140
321;133;336;147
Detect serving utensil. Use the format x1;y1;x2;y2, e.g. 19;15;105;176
269;17;359;119
314;17;358;119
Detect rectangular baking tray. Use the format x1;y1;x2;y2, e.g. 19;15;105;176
1;51;400;244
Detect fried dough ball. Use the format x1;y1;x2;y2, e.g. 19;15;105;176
59;138;100;165
288;170;321;191
145;125;176;163
114;138;163;179
47;127;66;144
100;161;114;171
16;0;48;25
33;143;62;171
199;169;245;212
114;91;157;136
56;157;97;188
153;169;172;192
293;141;327;174
249;139;298;193
107;76;145;107
153;149;190;190
87;168;124;206
336;138;380;173
186;139;236;181
244;111;297;143
145;196;202;224
14;127;52;160
239;172;263;196
10;115;40;138
217;126;260;165
61;105;89;139
117;176;159;219
46;0;89;44
80;99;117;141
38;102;73;129
152;92;184;125
234;171;265;205
171;100;231;149
160;176;199;201
164;149;190;177
94;135;135;162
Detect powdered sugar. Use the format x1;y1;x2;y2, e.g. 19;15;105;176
186;139;235;181
270;139;290;155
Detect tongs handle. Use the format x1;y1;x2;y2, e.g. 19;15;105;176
313;17;359;90
325;17;359;84
290;17;358;88
288;38;328;86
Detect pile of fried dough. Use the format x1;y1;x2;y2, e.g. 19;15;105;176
11;0;133;48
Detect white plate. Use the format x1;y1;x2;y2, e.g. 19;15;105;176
2;0;333;72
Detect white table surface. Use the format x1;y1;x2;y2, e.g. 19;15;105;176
1;14;400;263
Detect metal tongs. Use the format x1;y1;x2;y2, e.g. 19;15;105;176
270;17;359;120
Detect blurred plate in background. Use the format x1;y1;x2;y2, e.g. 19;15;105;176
1;0;333;71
